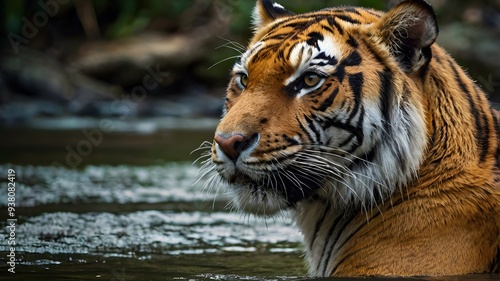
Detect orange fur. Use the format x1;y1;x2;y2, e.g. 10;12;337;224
209;0;500;276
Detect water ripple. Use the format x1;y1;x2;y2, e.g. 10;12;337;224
0;211;302;255
0;163;225;207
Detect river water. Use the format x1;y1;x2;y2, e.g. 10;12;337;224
0;118;498;280
0;163;305;280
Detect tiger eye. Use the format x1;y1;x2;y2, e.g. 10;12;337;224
238;73;248;88
303;72;321;87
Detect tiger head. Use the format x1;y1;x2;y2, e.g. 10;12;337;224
210;0;438;216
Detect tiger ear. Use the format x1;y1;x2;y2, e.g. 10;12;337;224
376;0;439;73
252;0;295;33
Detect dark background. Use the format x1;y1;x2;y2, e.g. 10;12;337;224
0;0;499;165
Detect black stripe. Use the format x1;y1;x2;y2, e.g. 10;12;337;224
331;198;408;275
330;224;376;274
282;134;299;146
492;110;500;168
322;118;357;136
338;134;356;150
335;65;346;83
428;74;458;162
365;9;383;17
316;212;345;273
342;51;362;66
322;211;357;276
430;93;450;164
335;14;361;24
315;88;339;112
349;106;365;154
297;116;314;143
361;37;385;66
307;31;324;41
334;50;363;85
312;52;339;66
346;35;359;48
304;114;321;143
335;208;377;256
448;59;489;162
418;46;433;79
322;116;364;154
320;7;362;15
264;15;314;38
429;116;437;148
378;70;393;134
309;204;331;250
347;73;363;123
327;17;344;35
264;32;293;42
260;9;367;42
473;85;491;162
350;143;376;168
341;7;362;15
321;24;334;34
281;19;313;31
277;48;286;61
306;38;320;49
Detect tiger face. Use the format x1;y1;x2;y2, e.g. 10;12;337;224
211;0;437;216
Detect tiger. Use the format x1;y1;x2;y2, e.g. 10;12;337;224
205;0;500;277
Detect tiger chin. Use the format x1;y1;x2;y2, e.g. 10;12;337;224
206;0;500;277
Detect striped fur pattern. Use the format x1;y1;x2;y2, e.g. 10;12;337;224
205;0;500;276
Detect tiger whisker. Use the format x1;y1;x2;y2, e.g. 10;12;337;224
298;152;386;188
281;170;307;198
291;155;376;207
302;145;381;168
199;169;219;193
216;36;246;52
191;141;213;154
207;55;242;70
215;43;246;55
192;152;212;166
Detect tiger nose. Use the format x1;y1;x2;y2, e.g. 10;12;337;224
214;133;259;160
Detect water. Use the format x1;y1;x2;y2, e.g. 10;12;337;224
0;163;306;280
1;119;499;280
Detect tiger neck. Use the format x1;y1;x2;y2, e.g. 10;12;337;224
417;45;497;186
294;199;362;276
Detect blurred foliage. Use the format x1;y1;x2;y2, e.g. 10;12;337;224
1;0;498;46
0;0;499;98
